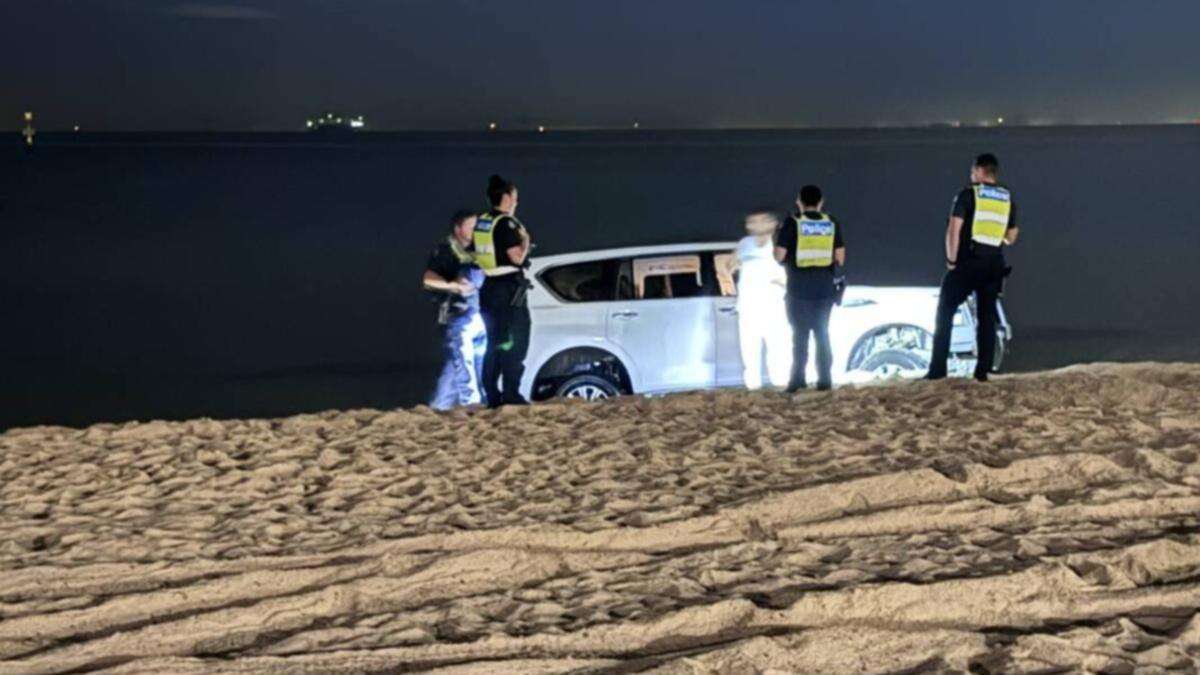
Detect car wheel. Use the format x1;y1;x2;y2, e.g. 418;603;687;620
858;348;928;380
556;374;619;401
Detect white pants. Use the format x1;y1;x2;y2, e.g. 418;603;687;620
737;296;792;390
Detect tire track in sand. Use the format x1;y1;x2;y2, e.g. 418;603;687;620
1;363;1198;673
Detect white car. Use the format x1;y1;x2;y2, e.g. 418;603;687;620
519;242;1011;401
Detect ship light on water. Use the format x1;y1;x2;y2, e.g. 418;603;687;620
22;112;36;147
307;113;365;132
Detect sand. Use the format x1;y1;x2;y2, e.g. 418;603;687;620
1;362;1198;674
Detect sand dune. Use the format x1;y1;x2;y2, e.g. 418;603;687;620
1;363;1198;673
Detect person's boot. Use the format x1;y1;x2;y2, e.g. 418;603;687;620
785;379;806;394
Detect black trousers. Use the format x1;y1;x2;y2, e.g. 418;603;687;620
928;256;1005;380
479;276;531;405
786;295;835;389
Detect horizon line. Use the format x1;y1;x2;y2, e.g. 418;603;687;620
14;121;1200;134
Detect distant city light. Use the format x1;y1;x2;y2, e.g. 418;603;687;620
349;118;365;129
306;120;314;128
537;125;546;133
997;117;1005;125
73;125;80;132
633;121;640;129
488;121;497;131
24;111;33;122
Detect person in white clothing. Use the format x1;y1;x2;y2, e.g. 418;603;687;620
728;210;792;389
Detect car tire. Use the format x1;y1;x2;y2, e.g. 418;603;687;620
555;374;619;401
858;348;928;380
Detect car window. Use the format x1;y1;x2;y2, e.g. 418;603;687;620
616;253;723;300
713;252;736;297
540;259;622;302
632;255;704;299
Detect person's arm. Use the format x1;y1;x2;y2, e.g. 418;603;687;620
832;218;846;267
506;239;530;266
946;189;968;267
774;216;792;263
423;269;469;295
946;216;964;266
1004;201;1019;245
502;220;531;266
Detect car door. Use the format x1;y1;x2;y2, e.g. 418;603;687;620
605;253;716;393
712;250;745;387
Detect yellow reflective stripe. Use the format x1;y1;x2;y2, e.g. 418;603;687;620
795;213;835;268
472;214;499;270
972;185;1011;246
473;213;526;271
447;236;474;264
974;210;1008;222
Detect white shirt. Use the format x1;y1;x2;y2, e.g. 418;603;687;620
734;235;786;307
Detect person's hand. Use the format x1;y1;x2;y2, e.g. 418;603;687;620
946;260;956;271
452;279;474;296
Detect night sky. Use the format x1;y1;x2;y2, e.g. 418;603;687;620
5;0;1200;131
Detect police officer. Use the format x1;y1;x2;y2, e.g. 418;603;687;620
423;210;487;409
474;175;533;407
926;153;1020;382
774;185;846;392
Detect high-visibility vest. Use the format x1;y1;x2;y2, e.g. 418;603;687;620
447;236;473;265
473;212;523;275
971;184;1012;247
794;213;836;268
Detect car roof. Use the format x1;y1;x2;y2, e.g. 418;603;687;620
530;242;738;270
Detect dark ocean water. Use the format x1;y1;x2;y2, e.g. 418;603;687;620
3;127;1199;430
